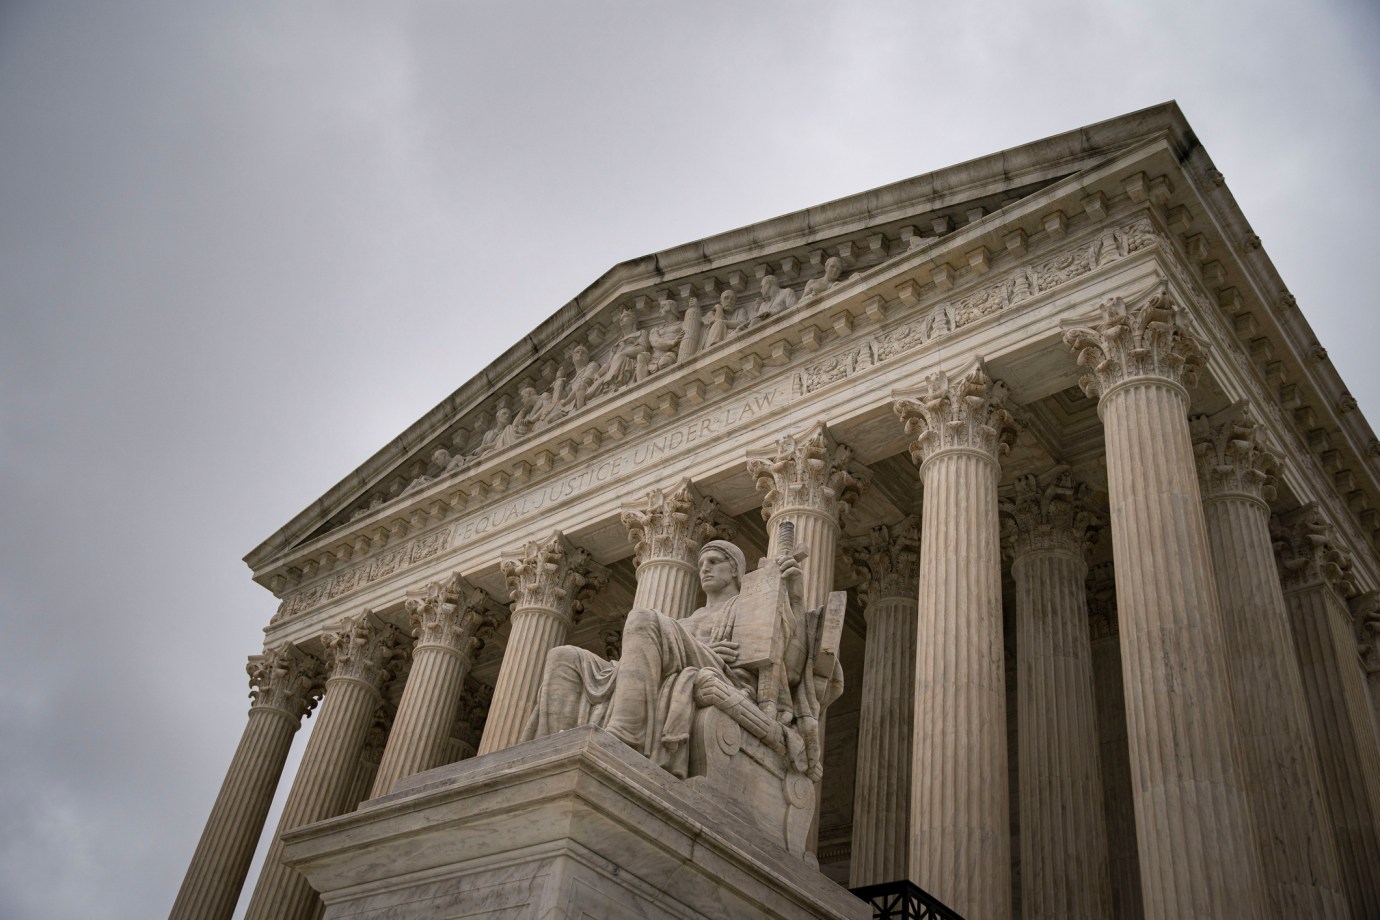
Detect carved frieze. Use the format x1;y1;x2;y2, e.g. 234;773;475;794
247;644;324;720
747;420;864;524
893;361;1018;466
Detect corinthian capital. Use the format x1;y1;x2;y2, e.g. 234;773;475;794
500;530;608;621
247;643;324;720
746;420;865;523
1190;403;1280;502
893;359;1018;466
845;516;920;608
1062;282;1207;400
619;478;736;568
320;611;408;692
405;572;502;664
1271;504;1357;596
1000;465;1101;561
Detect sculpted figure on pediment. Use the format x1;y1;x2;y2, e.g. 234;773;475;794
701;290;742;350
527;369;568;430
749;273;797;328
646;297;684;374
566;343;604;410
798;255;843;303
597;306;653;391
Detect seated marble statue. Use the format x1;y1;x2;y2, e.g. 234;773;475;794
526;539;840;782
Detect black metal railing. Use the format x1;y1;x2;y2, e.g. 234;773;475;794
850;880;965;920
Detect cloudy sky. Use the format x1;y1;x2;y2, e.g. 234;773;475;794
2;2;1378;917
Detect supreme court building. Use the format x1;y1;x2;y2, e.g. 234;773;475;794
171;104;1380;920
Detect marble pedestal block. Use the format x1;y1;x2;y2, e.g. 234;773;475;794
282;727;868;920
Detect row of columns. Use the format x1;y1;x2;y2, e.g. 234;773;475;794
173;281;1380;920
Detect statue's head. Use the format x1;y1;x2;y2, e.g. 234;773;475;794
761;274;778;296
720;290;737;309
824;256;842;279
698;540;746;594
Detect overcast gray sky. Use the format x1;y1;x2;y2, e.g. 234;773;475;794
2;2;1378;917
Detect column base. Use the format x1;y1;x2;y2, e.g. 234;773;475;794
282;726;866;920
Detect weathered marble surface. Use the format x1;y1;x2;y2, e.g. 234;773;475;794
283;727;867;920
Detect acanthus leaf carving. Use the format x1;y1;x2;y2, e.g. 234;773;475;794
1000;465;1101;561
500;530;609;623
1061;282;1208;400
746;420;864;524
405;572;502;666
320;611;409;693
619;478;736;569
1191;403;1280;503
247;643;325;720
1271;503;1357;596
844;516;920;608
893;360;1018;466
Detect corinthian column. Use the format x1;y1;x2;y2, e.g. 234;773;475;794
620;478;734;618
1001;467;1112;919
1192;407;1348;917
478;531;607;754
746;420;863;610
1274;506;1380;916
370;574;500;796
169;645;322;920
893;360;1016;919
844;517;920;888
1063;283;1264;919
244;613;407;920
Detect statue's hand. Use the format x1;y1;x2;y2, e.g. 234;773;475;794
709;640;739;666
777;555;804;609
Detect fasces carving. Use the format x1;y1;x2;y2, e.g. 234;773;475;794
1191;404;1280;502
747;420;863;523
1000;465;1100;560
893;361;1018;466
620;479;735;567
247;645;324;719
406;572;501;663
1063;283;1207;399
845;516;920;606
320;613;408;691
1272;504;1357;595
500;530;608;621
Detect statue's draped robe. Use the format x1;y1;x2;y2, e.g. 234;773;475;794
527;600;750;778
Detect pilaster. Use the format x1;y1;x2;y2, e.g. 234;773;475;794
845;517;920;888
478;531;607;754
1274;505;1380;916
169;645;323;920
893;359;1016;919
370;573;501;797
1192;406;1348;917
1063;282;1264;918
1001;467;1113;919
244;613;407;920
620;478;735;618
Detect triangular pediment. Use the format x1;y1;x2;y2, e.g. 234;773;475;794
245;102;1201;583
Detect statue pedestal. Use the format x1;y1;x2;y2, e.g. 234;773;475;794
282;726;867;920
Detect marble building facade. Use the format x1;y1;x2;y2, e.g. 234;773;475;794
170;104;1380;919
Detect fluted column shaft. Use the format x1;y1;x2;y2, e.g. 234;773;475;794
1284;580;1380;916
632;557;699;617
1088;587;1144;920
244;615;401;920
170;707;306;919
170;647;321;920
850;591;917;886
1200;488;1347;917
1099;381;1262;918
480;531;606;755
912;448;1008;918
370;576;494;796
244;678;383;920
1013;547;1111;918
